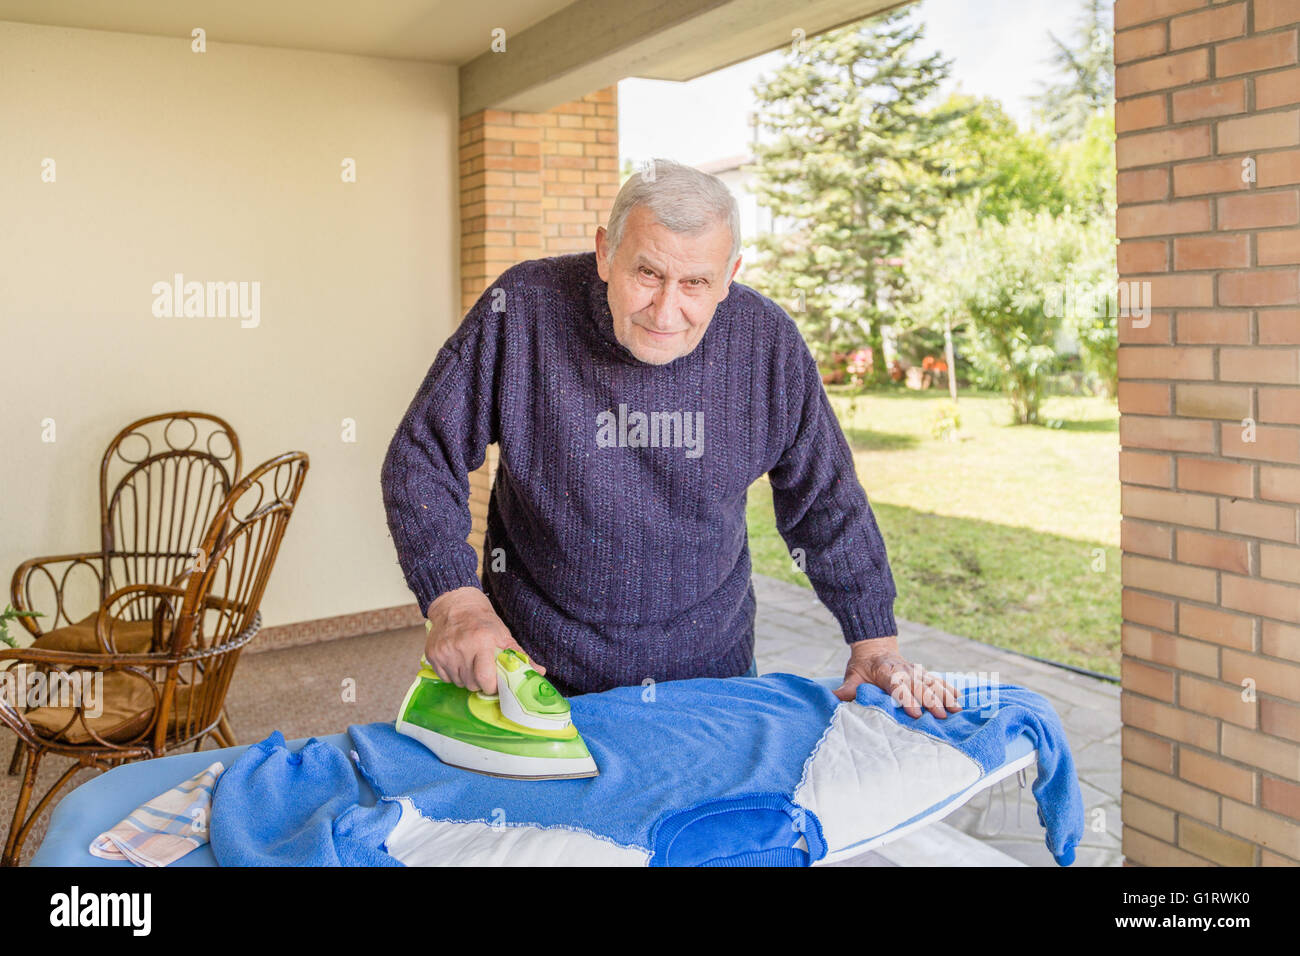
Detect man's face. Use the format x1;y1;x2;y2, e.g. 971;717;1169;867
595;205;742;365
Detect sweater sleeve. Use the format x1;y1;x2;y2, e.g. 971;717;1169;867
380;287;503;616
766;323;899;643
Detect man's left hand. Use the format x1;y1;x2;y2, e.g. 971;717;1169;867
833;635;962;719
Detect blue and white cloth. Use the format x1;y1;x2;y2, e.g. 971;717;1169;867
210;674;1083;867
90;761;224;866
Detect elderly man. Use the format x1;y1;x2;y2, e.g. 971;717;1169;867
381;158;959;720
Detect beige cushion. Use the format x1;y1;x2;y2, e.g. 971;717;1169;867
24;675;203;746
24;671;159;744
31;612;169;655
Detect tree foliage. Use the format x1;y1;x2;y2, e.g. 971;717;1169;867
902;0;1118;416
742;0;1119;414
744;6;967;372
932;94;1071;223
1032;0;1114;144
904;202;1109;424
1057;108;1117;221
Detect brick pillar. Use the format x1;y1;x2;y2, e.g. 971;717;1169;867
541;88;621;253
1115;0;1300;865
457;86;620;574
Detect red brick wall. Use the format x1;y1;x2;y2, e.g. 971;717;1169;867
1116;0;1300;865
457;87;620;573
540;89;621;254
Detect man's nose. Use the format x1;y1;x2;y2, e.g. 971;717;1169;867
649;281;681;328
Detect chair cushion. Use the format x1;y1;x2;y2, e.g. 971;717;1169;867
31;612;169;655
23;674;203;746
23;671;159;745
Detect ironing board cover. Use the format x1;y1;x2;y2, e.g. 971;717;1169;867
209;673;1083;866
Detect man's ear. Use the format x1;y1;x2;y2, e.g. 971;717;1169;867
723;252;743;292
595;226;610;280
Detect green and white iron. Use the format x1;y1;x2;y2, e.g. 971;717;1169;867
395;622;598;780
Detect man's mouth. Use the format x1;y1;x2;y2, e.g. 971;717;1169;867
640;326;682;340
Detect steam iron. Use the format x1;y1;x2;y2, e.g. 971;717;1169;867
395;624;598;780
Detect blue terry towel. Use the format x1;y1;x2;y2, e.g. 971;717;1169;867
209;731;399;867
210;674;1084;867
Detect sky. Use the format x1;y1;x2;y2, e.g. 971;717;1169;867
618;0;1105;168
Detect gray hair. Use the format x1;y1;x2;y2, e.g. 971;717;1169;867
605;158;741;271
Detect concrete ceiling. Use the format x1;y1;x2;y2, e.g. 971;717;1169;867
0;0;905;114
462;0;904;114
0;0;571;63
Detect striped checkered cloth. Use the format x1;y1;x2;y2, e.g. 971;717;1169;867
89;761;225;866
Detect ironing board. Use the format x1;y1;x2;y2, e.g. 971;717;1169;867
30;732;361;867
27;678;1039;867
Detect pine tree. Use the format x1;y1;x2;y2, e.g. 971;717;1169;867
1032;0;1114;144
744;5;965;381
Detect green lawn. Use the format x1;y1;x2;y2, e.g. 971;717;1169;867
747;387;1122;676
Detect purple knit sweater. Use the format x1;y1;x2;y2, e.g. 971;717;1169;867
380;251;897;695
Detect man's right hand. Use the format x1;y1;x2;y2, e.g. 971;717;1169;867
424;586;543;695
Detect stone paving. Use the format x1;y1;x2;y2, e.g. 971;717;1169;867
753;573;1123;867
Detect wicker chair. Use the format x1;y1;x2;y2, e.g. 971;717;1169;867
8;412;243;773
0;450;309;866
